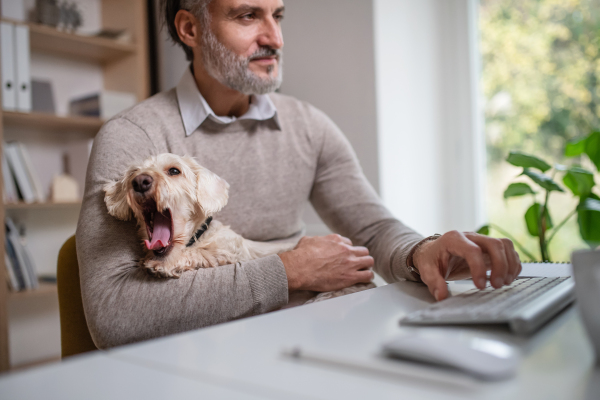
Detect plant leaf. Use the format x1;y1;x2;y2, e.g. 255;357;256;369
562;167;595;197
577;194;600;247
477;225;490;235
565;137;587;157
521;169;564;192
503;182;536;199
585;131;600;172
525;203;553;237
507;151;551;172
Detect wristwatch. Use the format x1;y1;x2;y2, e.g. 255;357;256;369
406;234;442;277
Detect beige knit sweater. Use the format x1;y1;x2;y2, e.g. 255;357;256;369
76;90;424;349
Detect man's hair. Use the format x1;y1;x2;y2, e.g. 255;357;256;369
161;0;212;61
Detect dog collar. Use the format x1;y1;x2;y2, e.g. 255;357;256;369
186;216;213;247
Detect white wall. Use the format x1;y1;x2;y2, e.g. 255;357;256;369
374;0;485;235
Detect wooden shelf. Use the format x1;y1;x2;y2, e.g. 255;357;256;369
8;283;57;301
0;19;137;64
3;111;103;135
5;201;81;210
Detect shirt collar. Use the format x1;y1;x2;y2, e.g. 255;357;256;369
176;66;280;136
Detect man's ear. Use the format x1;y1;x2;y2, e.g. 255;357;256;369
103;179;132;221
195;166;230;216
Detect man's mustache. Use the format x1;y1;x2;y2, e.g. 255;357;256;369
248;47;282;61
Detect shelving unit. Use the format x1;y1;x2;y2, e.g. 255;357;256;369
8;283;58;301
3;111;103;135
0;0;150;371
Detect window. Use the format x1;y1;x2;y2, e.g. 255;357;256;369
480;0;600;261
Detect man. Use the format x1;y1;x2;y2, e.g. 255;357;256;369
76;0;521;349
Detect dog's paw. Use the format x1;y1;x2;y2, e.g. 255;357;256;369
144;260;181;279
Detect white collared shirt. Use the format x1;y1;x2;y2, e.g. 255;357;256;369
176;66;280;136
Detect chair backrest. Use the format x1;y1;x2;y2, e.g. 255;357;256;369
57;235;97;358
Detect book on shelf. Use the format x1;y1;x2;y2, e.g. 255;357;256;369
2;152;18;203
3;141;46;204
4;216;38;291
5;243;21;291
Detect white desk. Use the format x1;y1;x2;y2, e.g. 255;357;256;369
1;277;598;400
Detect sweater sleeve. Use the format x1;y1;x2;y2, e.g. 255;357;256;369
308;110;425;283
76;118;288;349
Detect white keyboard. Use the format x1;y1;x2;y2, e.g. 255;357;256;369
401;277;575;334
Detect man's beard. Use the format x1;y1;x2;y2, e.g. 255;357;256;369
201;28;283;95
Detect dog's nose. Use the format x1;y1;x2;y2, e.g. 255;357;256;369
133;174;153;193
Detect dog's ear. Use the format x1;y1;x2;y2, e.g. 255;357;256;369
196;168;230;216
103;178;132;221
184;157;229;216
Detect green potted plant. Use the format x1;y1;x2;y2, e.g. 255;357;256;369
478;131;600;262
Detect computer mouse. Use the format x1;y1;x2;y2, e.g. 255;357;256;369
382;330;520;381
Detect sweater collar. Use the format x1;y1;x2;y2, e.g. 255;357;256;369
176;66;281;136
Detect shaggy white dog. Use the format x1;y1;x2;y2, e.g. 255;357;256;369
104;153;374;301
103;153;293;278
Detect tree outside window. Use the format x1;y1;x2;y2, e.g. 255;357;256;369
480;0;600;261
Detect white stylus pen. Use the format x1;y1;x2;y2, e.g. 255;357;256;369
282;347;475;388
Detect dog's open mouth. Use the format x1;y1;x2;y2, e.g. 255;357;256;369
142;200;173;256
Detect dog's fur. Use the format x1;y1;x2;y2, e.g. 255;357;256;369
104;153;375;301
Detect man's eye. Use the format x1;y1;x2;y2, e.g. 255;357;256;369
168;168;181;176
240;13;255;20
274;14;284;21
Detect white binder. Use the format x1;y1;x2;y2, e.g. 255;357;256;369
15;24;31;112
0;22;16;111
1;0;26;21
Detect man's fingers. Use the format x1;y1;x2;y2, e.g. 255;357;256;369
350;246;370;257
443;232;487;289
354;269;374;283
419;260;449;301
466;234;509;289
327;234;352;245
502;239;521;283
353;255;374;270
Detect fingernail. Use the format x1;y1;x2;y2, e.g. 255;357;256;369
493;277;504;288
504;275;512;285
477;278;486;288
434;289;440;301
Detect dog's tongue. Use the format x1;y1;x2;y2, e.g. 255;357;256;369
145;211;171;250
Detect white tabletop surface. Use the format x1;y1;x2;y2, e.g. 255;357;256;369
1;264;598;400
108;277;598;400
0;352;272;400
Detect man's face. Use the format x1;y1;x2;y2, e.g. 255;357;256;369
201;0;285;95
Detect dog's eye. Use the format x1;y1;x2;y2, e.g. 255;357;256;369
168;168;181;176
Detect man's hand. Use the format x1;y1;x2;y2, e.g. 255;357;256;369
279;234;374;292
413;231;522;302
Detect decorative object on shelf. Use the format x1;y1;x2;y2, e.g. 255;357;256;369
69;90;137;119
58;2;82;32
89;28;132;44
478;131;600;262
51;153;79;203
35;0;60;27
31;79;56;113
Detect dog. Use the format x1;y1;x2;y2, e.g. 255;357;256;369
104;153;375;301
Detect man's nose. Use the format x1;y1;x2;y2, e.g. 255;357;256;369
132;174;153;193
258;17;283;49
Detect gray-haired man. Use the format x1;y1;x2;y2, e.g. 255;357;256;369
76;0;521;348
